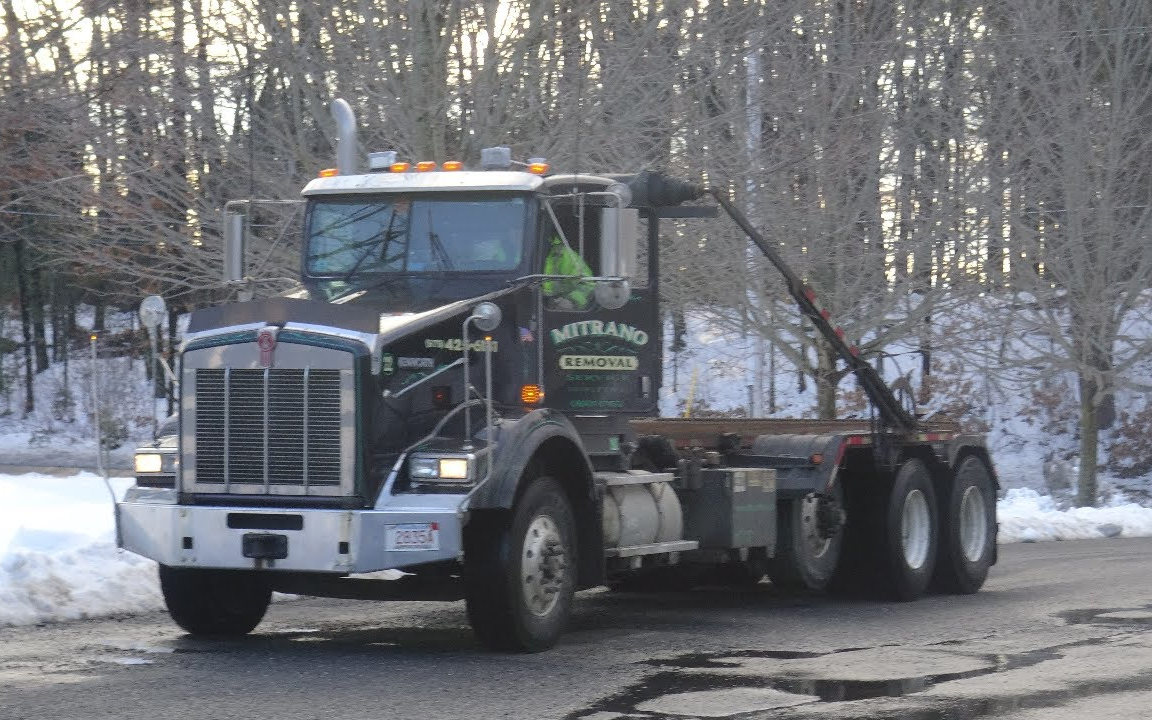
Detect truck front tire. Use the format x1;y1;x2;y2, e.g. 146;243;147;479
464;477;577;652
158;565;271;636
934;456;996;594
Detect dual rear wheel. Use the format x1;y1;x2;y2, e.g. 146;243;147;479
767;456;995;601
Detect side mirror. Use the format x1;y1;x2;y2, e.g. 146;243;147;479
599;190;638;280
598;186;637;310
594;280;630;310
471;301;502;332
139;295;167;336
223;210;246;283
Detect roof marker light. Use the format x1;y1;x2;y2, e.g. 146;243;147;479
416;161;437;172
527;161;550;175
318;168;339;177
442;161;463;171
390;162;411;173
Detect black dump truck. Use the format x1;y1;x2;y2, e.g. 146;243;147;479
121;99;998;652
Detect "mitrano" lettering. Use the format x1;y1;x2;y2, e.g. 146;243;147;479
549;320;648;346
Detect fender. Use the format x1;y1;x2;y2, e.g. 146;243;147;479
468;408;594;510
467;408;604;587
747;433;845;497
945;436;1001;491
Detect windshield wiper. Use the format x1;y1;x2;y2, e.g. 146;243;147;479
340;207;404;283
427;208;454;272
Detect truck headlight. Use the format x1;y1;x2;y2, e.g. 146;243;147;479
438;458;470;480
408;455;474;484
409;457;441;479
134;451;177;488
135;453;164;474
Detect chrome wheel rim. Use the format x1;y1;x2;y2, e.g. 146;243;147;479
522;514;567;617
901;489;931;570
959;485;988;562
799;495;832;560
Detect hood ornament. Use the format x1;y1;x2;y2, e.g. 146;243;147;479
257;327;279;368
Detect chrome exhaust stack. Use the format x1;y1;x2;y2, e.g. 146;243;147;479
331;99;359;175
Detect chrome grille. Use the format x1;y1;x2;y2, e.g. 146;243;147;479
194;368;343;489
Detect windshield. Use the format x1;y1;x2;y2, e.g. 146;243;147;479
305;195;527;277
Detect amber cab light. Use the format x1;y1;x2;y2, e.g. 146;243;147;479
416;161;437;172
318;168;339;177
527;162;550;175
390;162;412;173
442;161;463;171
521;384;544;405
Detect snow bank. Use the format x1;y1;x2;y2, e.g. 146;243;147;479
997;488;1152;543
0;543;163;626
2;471;1152;629
0;472;164;626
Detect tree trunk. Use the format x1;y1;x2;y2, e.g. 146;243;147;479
1076;372;1099;507
94;300;106;331
918;314;933;405
14;238;35;413
815;339;837;420
29;267;49;373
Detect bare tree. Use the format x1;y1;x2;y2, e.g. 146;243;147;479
980;0;1152;505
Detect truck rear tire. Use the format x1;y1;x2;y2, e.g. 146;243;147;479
766;491;843;592
879;459;938;601
464;477;577;652
934;456;996;594
158;566;271;636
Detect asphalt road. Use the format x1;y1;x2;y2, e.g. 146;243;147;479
2;538;1151;720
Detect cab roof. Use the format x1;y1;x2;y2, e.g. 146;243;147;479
301;170;546;196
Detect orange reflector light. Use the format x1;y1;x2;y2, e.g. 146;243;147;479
521;384;544;404
390;162;411;173
810;453;824;465
416;161;437;172
528;162;550;175
318;168;339;177
442;161;463;171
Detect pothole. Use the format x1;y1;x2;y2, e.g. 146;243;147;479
1059;605;1152;626
568;645;1061;719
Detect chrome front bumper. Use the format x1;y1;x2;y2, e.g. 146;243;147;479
116;488;465;573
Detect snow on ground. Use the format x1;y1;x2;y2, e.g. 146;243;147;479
0;472;163;627
3;469;1152;629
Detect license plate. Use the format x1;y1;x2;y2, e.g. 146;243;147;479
385;523;440;551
